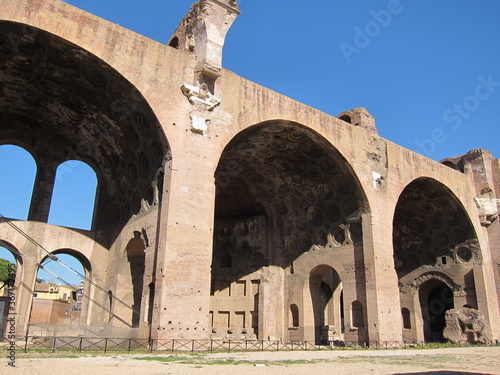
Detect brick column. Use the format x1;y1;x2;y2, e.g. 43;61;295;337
28;160;57;223
362;211;403;343
152;152;216;340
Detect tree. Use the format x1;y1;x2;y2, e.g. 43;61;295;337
0;258;16;283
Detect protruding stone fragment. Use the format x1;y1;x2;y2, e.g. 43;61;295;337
443;307;493;344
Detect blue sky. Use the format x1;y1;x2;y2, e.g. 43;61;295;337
58;0;500;161
0;146;95;284
1;0;500;284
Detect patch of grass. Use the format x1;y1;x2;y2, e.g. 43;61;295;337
194;359;240;365
134;356;327;366
134;356;323;366
136;355;195;363
39;354;81;359
135;356;242;365
273;359;318;365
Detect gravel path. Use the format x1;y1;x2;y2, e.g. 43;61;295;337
4;346;500;375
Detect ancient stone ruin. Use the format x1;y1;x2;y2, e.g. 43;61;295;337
443;307;493;344
0;0;499;345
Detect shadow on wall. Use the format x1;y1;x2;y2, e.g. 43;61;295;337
392;371;494;375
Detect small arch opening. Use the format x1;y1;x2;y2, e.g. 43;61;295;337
32;251;88;329
339;115;352;124
290;304;299;328
0;144;37;220
402;307;411;329
48;160;97;230
168;36;179;49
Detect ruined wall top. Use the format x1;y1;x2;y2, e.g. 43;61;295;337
442;149;500;226
337;107;378;136
169;0;240;86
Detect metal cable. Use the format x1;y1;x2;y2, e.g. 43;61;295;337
0;215;142;326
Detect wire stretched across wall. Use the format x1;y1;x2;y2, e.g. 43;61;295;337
0;214;140;327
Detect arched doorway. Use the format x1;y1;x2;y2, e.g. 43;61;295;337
310;265;343;345
419;279;454;342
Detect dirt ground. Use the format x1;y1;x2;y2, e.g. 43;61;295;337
4;346;500;375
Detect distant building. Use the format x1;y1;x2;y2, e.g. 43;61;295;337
33;282;77;303
30;283;83;327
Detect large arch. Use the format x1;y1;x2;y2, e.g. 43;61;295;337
0;20;170;247
0;20;173;335
393;177;482;342
210;120;370;342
